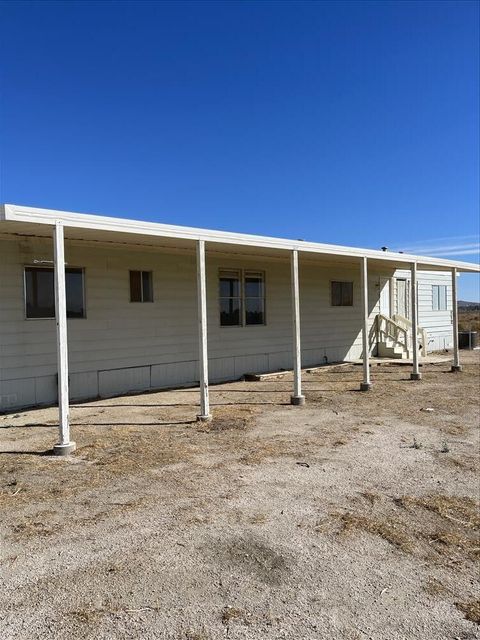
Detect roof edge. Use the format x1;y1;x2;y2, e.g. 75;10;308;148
2;203;479;273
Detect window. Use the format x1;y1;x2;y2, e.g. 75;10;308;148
244;271;265;325
432;285;447;311
219;269;266;326
25;267;85;319
219;270;241;326
331;281;353;306
130;271;153;302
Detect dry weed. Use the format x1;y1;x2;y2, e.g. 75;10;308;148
396;495;480;530
455;599;480;625
339;512;414;551
221;607;246;625
423;577;448;597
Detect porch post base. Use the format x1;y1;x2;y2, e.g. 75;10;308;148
360;382;372;392
410;372;422;381
290;395;305;406
53;442;76;456
196;414;212;422
451;365;462;372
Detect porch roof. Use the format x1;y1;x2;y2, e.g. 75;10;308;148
1;203;478;273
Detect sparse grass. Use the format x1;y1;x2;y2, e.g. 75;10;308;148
11;498;147;540
423;577;448;597
200;405;257;430
336;493;480;562
455;599;480;625
221;606;245;625
396;495;480;530
339;512;414;551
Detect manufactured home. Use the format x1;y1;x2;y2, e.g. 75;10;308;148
1;204;478;454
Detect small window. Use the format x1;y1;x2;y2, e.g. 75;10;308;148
331;281;353;306
130;271;153;302
25;267;85;319
245;271;265;325
219;270;241;326
432;285;447;311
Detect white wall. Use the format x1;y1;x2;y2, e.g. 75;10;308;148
2;235;443;411
394;268;454;351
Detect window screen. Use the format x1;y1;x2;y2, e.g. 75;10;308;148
130;271;153;302
219;270;241;326
331;281;353;306
432;285;447;311
25;267;85;319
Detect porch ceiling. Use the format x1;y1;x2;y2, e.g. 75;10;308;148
1;204;479;273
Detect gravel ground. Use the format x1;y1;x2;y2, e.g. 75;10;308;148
0;351;479;640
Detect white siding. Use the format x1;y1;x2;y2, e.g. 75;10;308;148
0;234;423;411
394;268;453;351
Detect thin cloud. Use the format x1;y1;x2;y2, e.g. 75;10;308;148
393;235;479;258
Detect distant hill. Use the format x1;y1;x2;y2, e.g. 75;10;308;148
458;301;480;310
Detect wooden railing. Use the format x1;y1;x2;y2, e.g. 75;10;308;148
376;314;411;353
392;314;428;357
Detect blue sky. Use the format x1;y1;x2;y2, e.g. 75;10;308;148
1;0;478;299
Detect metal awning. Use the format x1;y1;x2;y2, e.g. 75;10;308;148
1;203;478;273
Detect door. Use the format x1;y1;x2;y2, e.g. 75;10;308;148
396;279;408;318
379;278;391;316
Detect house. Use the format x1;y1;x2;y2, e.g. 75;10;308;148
1;204;478;454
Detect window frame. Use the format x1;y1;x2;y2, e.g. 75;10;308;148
218;268;267;328
129;270;154;303
432;284;448;311
330;280;354;307
23;265;87;320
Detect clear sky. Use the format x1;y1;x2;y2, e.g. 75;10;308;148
1;0;479;299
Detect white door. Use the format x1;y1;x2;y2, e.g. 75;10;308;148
396;279;408;317
379;278;391;316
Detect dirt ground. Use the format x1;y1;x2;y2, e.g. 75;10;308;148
1;351;479;640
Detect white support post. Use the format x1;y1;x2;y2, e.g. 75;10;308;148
451;267;462;372
410;262;422;380
53;222;75;455
360;256;372;391
196;240;211;421
290;250;305;405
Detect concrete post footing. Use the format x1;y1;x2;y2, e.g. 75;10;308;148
290;395;305;406
196;414;212;422
410;372;422;381
360;382;372;392
451;365;463;372
53;442;76;456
